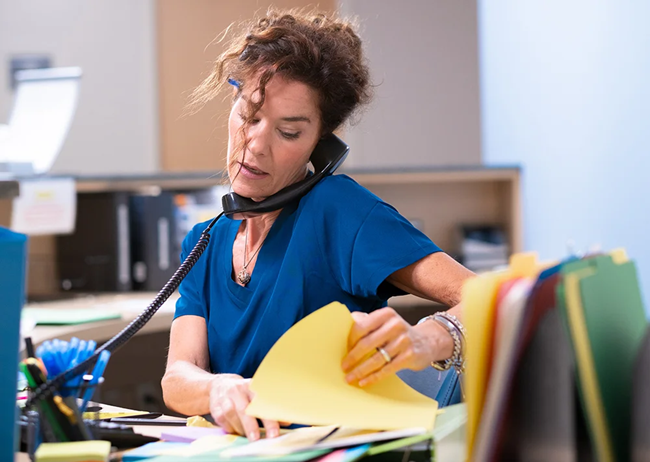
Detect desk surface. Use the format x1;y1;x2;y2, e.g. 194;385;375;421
15;402;465;462
15;402;186;462
23;292;179;348
22;292;441;349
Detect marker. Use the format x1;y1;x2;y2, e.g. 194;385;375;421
79;350;111;413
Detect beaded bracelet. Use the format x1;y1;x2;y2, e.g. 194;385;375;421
417;312;466;374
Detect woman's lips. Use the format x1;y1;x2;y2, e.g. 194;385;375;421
240;162;268;179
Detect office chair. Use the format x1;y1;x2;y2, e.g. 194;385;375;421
397;367;462;407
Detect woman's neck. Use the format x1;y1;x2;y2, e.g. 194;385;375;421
244;209;282;247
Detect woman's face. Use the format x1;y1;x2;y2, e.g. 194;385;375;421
227;75;322;201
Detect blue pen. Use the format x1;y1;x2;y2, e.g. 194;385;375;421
86;340;97;356
40;342;60;378
65;337;80;367
39;351;57;379
80;350;111;413
50;340;68;375
62;340;86;397
70;340;95;397
63;339;80;382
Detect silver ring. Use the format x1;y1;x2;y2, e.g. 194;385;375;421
377;347;391;364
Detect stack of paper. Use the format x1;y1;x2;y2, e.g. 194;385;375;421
138;302;468;461
133;406;467;462
464;250;648;461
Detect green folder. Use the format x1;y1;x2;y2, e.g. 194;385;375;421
557;255;648;462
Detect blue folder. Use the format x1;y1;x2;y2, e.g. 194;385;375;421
0;227;28;459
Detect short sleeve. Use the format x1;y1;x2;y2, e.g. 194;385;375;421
312;176;442;300
173;226;207;320
350;202;442;298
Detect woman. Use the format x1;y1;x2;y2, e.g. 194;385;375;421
161;9;474;441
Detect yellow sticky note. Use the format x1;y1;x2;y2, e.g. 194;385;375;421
187;415;216;428
35;440;111;462
246;302;438;430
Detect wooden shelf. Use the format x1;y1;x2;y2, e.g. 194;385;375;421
346;165;520;185
72;172;226;193
348;166;522;255
3;165;521;297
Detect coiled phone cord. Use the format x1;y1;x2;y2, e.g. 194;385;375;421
25;212;223;409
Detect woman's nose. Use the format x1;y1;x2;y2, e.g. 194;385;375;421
246;121;271;156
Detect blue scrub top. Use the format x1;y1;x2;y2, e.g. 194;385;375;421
174;174;442;378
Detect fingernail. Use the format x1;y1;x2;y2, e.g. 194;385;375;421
345;374;355;383
248;431;259;441
267;429;278;438
358;379;367;387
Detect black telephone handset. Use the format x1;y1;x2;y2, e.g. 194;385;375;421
222;133;349;220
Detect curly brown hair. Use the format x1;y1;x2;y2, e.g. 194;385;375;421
189;8;371;136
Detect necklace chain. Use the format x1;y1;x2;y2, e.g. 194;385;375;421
237;223;264;286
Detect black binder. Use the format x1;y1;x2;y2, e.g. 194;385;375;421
129;192;176;291
57;192;132;292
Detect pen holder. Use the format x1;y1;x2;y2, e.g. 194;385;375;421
20;337;112;451
21;381;100;450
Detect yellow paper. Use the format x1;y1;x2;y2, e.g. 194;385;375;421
472;278;532;461
35;440;111;462
246;302;438;430
565;270;615;462
464;252;551;455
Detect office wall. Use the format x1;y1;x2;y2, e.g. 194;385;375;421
479;1;650;307
338;0;481;169
158;0;336;172
0;0;158;175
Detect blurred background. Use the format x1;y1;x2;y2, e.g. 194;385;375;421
1;0;648;308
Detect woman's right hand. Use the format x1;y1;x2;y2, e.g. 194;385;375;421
208;375;281;441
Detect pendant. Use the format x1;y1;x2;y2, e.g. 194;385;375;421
237;268;251;286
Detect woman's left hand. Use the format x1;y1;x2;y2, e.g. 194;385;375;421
341;307;439;387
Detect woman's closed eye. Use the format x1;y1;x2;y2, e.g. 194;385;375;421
279;130;301;140
238;112;300;140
